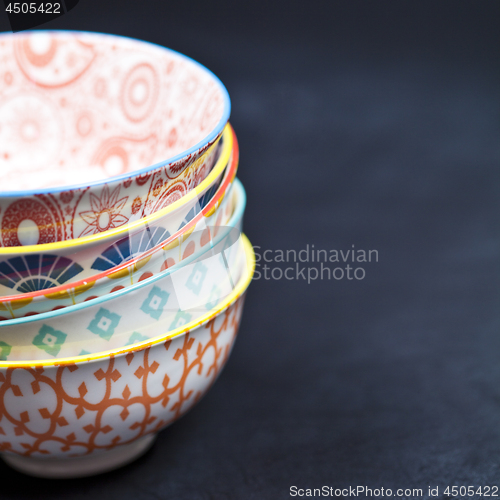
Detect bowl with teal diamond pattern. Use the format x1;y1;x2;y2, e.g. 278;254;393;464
0;177;247;361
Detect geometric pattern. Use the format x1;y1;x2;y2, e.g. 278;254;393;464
140;286;170;321
126;332;150;345
32;325;67;357
86;308;121;342
0;296;245;458
0;342;12;362
205;285;222;311
169;311;193;331
0;254;84;293
176;180;221;232
90;226;171;272
185;261;208;296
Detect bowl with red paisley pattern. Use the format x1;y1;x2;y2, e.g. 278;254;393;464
0;234;254;479
0;30;231;247
0;124;235;296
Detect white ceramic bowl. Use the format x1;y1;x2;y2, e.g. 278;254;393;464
0;178;247;361
0;131;240;318
0;30;230;246
0;234;255;479
0;124;235;295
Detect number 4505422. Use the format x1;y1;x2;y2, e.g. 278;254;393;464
443;486;499;497
5;3;61;14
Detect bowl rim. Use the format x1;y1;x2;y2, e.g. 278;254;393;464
0;176;245;328
0;29;231;197
0;233;254;368
0;126;238;304
0;123;233;254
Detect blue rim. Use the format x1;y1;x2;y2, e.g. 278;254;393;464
0;30;231;197
0;178;245;327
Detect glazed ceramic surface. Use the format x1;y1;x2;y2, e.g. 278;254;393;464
0;235;254;466
0;124;235;295
0;30;231;246
0;177;243;319
0;184;247;360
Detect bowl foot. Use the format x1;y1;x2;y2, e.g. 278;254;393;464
1;433;157;479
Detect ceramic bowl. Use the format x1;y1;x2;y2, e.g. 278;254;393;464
0;30;231;247
0;234;254;478
0;178;238;320
0;177;247;361
0;124;235;295
0;176;244;322
0;132;240;318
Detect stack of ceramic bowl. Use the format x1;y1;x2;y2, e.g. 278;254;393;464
0;31;254;478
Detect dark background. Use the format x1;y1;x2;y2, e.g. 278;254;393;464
0;1;499;498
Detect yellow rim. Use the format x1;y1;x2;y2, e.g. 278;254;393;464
0;233;255;368
0;124;233;254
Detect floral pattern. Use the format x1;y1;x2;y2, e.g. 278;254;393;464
78;186;129;237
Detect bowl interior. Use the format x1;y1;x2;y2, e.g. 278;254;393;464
0;31;228;191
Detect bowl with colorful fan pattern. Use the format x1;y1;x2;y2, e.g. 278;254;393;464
0;170;243;321
0;30;230;247
0;187;247;361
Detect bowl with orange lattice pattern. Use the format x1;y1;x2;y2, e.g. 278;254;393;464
0;234;254;479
